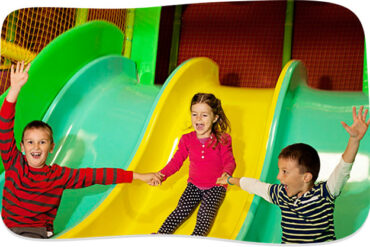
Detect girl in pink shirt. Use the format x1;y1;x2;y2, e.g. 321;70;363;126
154;93;236;236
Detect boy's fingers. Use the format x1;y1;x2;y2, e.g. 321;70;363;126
363;108;368;121
10;65;14;75
341;121;350;132
358;106;363;119
16;62;20;73
24;63;31;72
20;61;24;72
352;106;357;121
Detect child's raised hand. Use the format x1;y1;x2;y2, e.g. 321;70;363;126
10;61;31;89
341;106;370;142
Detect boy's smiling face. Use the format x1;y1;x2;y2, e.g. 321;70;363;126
277;157;313;197
21;127;54;169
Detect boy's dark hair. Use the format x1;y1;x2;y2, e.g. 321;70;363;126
22;120;54;144
278;143;320;183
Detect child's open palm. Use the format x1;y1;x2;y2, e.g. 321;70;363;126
10;61;31;89
341;106;370;141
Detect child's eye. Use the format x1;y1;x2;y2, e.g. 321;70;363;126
202;114;208;117
27;141;33;144
40;140;47;144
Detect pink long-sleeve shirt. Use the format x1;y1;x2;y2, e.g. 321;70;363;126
160;131;236;189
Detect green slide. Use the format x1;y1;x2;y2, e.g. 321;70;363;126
0;21;125;172
42;55;160;234
237;61;370;243
0;21;160;234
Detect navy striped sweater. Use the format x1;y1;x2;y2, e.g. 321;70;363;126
269;182;336;243
0;99;133;231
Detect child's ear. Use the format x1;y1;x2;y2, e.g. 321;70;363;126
21;142;25;153
303;172;313;183
50;143;55;153
213;115;219;123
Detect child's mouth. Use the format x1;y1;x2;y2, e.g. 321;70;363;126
195;123;204;131
31;152;41;159
284;184;288;191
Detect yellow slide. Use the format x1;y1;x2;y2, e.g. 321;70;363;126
57;57;289;239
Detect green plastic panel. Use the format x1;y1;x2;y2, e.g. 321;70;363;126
237;61;370;243
44;55;159;235
0;55;160;235
0;21;124;173
130;7;161;85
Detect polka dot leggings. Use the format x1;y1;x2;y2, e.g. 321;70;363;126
158;183;226;236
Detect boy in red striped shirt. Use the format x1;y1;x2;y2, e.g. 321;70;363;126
0;61;161;238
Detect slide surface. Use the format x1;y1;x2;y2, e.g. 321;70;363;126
43;55;160;234
57;57;280;239
0;21;160;235
237;61;370;243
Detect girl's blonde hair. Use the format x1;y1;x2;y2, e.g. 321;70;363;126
190;93;231;147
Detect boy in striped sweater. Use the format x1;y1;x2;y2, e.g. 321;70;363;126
0;61;161;238
217;106;369;243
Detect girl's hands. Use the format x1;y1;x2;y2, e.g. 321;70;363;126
341;106;370;142
216;172;230;185
148;173;162;186
152;172;165;186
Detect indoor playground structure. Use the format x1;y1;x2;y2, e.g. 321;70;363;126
0;1;369;244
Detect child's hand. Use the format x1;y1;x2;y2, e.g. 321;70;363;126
133;172;161;186
155;172;165;181
146;173;162;186
10;61;31;90
6;61;31;103
341;106;370;142
149;173;162;186
216;172;230;185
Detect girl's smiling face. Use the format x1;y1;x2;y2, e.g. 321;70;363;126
191;103;218;139
21;128;54;169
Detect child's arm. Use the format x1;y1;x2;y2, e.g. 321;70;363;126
156;135;189;182
217;175;272;203
327;106;369;197
61;167;161;189
0;61;30;170
6;61;31;103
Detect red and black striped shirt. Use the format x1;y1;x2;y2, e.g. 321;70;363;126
0;99;133;231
